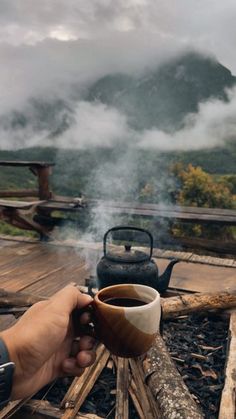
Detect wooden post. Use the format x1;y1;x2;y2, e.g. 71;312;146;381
33;166;52;200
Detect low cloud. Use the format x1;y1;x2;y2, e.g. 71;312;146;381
137;87;236;150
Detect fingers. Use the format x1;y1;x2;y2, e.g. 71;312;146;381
76;350;96;368
62;349;96;376
79;311;92;325
50;285;93;314
71;336;95;356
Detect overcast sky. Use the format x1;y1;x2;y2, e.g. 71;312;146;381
1;0;236;151
0;0;236;70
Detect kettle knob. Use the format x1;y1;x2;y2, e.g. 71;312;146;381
125;244;131;252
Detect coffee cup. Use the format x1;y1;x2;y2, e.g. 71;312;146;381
90;284;161;358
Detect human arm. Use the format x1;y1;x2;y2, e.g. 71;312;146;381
0;285;96;400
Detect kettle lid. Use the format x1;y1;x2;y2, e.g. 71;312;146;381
106;244;150;263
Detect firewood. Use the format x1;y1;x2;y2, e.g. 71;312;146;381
161;291;236;320
0;285;86;308
218;310;236;419
129;358;161;418
20;400;103;418
115;357;129;419
0;397;33;419
143;333;204;418
61;344;110;419
0;288;44;307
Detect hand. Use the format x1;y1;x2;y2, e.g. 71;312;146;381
1;285;96;400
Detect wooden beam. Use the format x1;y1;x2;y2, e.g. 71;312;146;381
0;189;38;198
218;311;236;419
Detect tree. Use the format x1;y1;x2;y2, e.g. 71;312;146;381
172;163;235;239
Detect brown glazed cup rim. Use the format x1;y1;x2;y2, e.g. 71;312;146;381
94;283;160;311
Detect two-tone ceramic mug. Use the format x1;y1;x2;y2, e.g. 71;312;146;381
88;284;161;358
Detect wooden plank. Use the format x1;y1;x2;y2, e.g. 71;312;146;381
25;261;90;297
168;235;236;255
89;199;236;217
90;206;236;225
0;199;46;209
0;246;84;291
88;200;236;225
218;311;236;419
0;161;55;168
115;357;129;419
167;260;236;293
0;190;38;198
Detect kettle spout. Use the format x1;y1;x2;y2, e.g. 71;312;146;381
158;259;179;293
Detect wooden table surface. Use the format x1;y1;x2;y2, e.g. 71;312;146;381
0;235;235;331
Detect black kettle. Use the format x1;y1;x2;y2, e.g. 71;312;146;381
96;226;179;293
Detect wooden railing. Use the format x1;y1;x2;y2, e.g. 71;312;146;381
0;161;235;255
0;160;55;200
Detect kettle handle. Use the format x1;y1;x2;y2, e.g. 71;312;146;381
103;226;153;259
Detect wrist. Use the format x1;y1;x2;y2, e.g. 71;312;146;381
0;329;22;400
0;335;15;407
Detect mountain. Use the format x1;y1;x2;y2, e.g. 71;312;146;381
86;51;236;131
0;51;236;141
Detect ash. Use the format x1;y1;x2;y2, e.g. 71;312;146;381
162;313;229;419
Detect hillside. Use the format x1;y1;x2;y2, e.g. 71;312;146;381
0;143;235;200
86;51;236;131
1;51;236;145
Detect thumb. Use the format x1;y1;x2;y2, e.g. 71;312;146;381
50;285;93;314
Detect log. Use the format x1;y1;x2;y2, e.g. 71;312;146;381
2;289;236;322
0;288;45;307
0;285;86;308
161;291;236;320
143;333;204;418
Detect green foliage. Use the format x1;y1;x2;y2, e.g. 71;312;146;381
0;147;235;242
171;163;236;239
0;221;37;237
174;163;235;208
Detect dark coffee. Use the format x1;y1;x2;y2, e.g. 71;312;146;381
104;297;147;307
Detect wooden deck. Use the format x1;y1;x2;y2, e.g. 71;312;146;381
0;235;235;332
